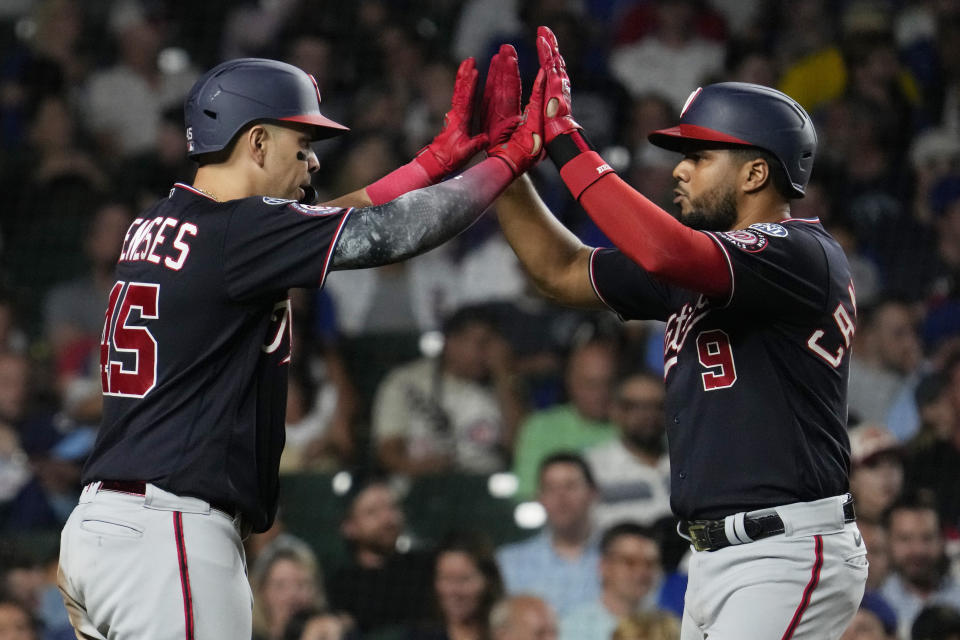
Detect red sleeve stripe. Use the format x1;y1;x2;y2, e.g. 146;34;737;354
318;208;353;288
780;535;824;640
173;512;195;640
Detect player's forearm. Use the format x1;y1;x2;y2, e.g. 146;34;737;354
330;158;513;270
496;175;601;307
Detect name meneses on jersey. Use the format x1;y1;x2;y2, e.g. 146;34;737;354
118;216;198;270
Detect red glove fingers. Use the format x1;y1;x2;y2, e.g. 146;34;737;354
488;67;546;176
481;44;523;150
536;26;580;144
367;57;488;205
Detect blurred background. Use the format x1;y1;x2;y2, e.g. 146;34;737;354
0;0;959;639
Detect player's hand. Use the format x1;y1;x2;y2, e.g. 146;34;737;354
415;57;489;180
481;44;523;152
488;67;546;176
536;25;581;144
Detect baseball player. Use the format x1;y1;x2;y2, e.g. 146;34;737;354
492;28;867;639
57;52;545;640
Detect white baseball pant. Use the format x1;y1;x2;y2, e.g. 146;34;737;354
58;482;252;639
680;495;868;640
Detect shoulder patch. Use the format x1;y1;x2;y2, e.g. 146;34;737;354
262;197;296;205
286;202;342;216
749;222;789;237
717;229;768;253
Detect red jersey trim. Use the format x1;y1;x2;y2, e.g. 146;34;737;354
318;208;354;288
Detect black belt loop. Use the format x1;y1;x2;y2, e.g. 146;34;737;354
681;495;856;552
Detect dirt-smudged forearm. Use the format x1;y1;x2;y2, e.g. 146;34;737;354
330;158;514;270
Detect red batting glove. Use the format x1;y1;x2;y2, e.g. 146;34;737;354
488;68;546;176
536;25;581;144
367;58;488;204
481;44;523;151
417;57;489;178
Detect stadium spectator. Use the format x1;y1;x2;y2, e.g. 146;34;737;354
880;494;960;638
859;521;892;592
497;453;601;617
512;340;617;499
585;371;671;530
848;423;904;526
372;307;524;476
251;535;330;640
280;355;356;473
904;361;960;529
407;531;504;640
911;603;960;640
608;0;725;106
559;522;664;640
328;477;433;635
610;610;681;640
81;0;197;159
0;598;39;640
847;298;923;434
43;201;133;424
282;607;357;640
838;591;897;640
489;595;558;640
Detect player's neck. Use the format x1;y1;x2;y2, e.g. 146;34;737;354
730;192;791;230
192;162;257;202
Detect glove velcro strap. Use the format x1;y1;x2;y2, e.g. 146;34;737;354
558;151;614;200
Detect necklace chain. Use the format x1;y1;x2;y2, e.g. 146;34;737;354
193;185;219;201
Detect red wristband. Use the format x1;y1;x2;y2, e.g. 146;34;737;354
558;151;614;200
366;157;434;205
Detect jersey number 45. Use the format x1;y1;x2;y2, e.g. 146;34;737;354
100;280;159;398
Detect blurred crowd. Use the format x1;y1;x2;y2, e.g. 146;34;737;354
0;0;959;638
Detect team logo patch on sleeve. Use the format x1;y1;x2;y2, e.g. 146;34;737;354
749;222;789;237
717;229;768;253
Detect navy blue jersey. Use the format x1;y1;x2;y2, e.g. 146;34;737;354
590;218;855;520
83;184;351;532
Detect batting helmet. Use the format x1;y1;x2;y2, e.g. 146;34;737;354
184;58;348;159
648;82;817;197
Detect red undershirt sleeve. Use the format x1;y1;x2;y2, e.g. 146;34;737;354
575;169;732;298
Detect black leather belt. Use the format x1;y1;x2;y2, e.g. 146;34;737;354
681;497;856;552
98;480;238;519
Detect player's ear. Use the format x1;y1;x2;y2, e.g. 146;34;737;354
741;157;769;195
246;124;269;166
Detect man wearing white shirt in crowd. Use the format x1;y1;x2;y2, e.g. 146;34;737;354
585;371;671;530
